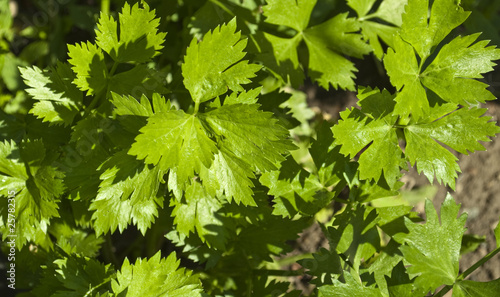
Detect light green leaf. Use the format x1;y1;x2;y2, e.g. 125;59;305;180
400;0;470;59
0;139;64;249
318;271;384;297
304;13;371;90
20;63;83;126
182;18;260;103
170;181;227;249
111;251;203;297
129;109;217;190
260;157;331;217
67;41;108;96
200;146;256;206
398;195;467;292
332;87;405;188
404;107;499;188
95;2;166;63
421;34;500;105
263;0;316;32
203;103;295;173
384;35;429;120
348;0;377;18
360;20;399;59
453;279;500;297
89;150;164;235
375;0;408;26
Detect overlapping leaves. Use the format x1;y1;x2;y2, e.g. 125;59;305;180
129;20;295;205
333;87;499;189
112;252;203;297
261;0;371;90
384;0;500;120
67;2;166;97
0;139;65;248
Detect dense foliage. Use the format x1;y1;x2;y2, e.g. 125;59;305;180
1;0;500;296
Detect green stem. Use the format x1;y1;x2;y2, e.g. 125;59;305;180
275;252;313;267
434;246;500;297
459;246;500;281
208;0;235;17
109;61;119;76
101;0;110;15
194;100;201;114
83;92;103;118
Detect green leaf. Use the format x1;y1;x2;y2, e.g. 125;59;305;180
170;181;228;249
452;279;500;297
89;150;164;235
359;20;399;59
332;87;405;188
50;222;105;257
20;63;83;126
108;64;167;99
384;36;429;120
400;0;470;59
253;32;305;87
129;108;217;192
348;0;377;18
421;34;500;106
260;155;337;217
67;41;108;96
398;194;467;292
182;18;261;103
300;247;342;286
318;271;384;297
331;204;381;271
263;0;316;32
404;107;499;188
203;103;295;173
303;13;371;90
32;253;114;297
111;251;203;297
95;2;166;63
375;0;407;26
199;146;256;206
384;0;500;120
0;139;64;248
236;215;309;261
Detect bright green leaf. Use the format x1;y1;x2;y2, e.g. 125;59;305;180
67;41;108;96
332;87;405;188
182;18;260;103
95;2;166;63
398;195;467;292
263;0;316;32
318;271;384;297
453;278;500;297
89;150;164;235
170;181;228;249
404;107;499;188
20;63;83;126
111;251;203;297
129;109;217;191
400;0;470;59
0;139;64;249
304;13;371;90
